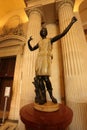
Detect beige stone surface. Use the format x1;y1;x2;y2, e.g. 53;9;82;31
0;121;18;130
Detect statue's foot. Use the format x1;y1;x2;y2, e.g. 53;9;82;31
51;96;57;104
39;99;47;105
35;97;39;103
35;97;47;105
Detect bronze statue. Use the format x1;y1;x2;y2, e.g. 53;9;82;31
28;16;77;105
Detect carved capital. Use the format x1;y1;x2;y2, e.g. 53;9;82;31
25;7;42;18
25;7;46;25
56;0;75;10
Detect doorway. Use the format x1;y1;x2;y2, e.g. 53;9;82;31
0;56;16;120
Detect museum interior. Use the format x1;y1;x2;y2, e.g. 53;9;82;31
0;0;87;130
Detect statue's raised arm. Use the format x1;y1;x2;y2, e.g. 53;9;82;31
51;16;77;44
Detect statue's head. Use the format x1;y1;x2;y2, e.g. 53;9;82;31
40;27;48;38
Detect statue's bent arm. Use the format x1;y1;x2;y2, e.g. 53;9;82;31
28;41;39;51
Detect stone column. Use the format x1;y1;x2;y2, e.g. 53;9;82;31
9;54;23;120
20;8;42;107
56;0;87;130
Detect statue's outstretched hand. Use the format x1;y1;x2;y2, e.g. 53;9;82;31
29;36;33;42
71;16;77;23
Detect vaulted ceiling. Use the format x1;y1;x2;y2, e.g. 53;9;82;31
0;0;28;28
0;0;87;28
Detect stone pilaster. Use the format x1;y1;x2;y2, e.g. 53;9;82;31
9;54;23;120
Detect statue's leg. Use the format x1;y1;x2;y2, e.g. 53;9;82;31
32;76;41;103
33;76;47;105
43;76;57;103
38;76;47;104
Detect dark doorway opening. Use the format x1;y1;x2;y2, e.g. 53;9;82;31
0;56;16;120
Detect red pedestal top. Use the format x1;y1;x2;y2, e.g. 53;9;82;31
20;103;73;130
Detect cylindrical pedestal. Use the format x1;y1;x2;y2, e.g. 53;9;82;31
20;103;73;130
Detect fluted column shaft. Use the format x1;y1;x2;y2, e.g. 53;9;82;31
20;9;42;106
57;0;87;130
57;0;87;102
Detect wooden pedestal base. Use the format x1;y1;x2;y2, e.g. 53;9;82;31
34;101;59;112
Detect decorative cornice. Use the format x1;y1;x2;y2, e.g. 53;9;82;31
0;35;26;43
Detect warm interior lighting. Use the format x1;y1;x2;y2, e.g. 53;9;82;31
0;0;28;28
74;0;84;11
0;0;85;28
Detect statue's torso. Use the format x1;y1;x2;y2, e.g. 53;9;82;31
35;38;53;76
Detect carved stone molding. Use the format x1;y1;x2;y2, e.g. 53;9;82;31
0;34;26;57
0;24;25;38
0;35;26;44
0;15;26;38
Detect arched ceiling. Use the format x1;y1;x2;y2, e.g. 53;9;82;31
0;0;86;28
0;0;28;27
0;0;26;17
